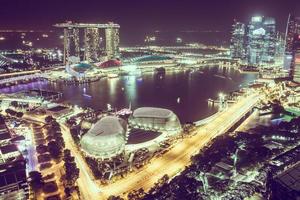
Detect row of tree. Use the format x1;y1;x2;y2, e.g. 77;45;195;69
5;108;24;118
63;149;80;198
45;116;65;161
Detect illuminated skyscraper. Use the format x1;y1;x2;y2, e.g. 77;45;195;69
292;35;300;83
284;15;297;53
246;16;264;65
105;26;120;59
84;28;101;62
284;15;300;73
54;22;120;64
230;20;246;60
262;17;276;63
246;16;276;66
63;27;80;64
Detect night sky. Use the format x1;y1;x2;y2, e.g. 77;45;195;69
1;0;300;44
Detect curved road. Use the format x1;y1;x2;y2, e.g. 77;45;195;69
26;92;260;199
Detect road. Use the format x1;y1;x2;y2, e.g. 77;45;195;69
25;92;260;199
98;92;260;198
60;124;101;200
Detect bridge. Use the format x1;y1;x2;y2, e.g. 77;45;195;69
0;73;47;85
0;97;44;104
122;45;228;52
0;54;18;67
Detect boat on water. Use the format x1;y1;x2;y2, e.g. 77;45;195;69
214;74;227;79
155;67;166;74
83;94;92;98
107;73;119;78
239;65;260;73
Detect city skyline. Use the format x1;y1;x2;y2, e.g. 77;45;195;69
1;1;300;40
0;1;299;200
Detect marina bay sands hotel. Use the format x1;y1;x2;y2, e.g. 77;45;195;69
54;22;120;64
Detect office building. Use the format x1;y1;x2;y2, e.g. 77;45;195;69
292;36;300;83
246;16;276;66
230;20;246;60
0;117;28;200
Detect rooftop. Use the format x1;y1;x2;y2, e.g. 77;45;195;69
275;162;300;192
0;131;11;141
133;107;173;119
87;116;126;138
0;144;18;154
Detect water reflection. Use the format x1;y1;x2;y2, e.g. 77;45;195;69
0;66;257;122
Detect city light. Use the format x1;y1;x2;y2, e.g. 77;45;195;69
0;2;299;200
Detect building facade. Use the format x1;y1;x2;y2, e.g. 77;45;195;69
230;20;246;60
246;16;276;66
105;27;120;59
0;116;28;200
284;15;299;72
80;116;127;159
129;107;181;134
292;36;300;83
54;22;120;64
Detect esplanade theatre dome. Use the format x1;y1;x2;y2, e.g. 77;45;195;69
80;116;127;159
129;107;181;132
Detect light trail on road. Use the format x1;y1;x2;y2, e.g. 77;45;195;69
25;93;260;199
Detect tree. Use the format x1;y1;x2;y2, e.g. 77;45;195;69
16;112;24;118
56;136;65;148
107;195;124;200
5;108;17;116
36;144;48;154
45;115;54;123
28;171;44;190
48;141;62;160
63;149;80;186
11;101;18;108
65;162;80;186
64;187;71;198
64;149;71;158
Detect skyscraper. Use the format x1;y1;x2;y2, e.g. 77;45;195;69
230;20;246;60
63;27;80;64
292;35;300;83
284;14;297;53
284;14;300;75
246;16;276;66
262;17;276;63
54;22;120;64
105;26;120;59
84;28;101;62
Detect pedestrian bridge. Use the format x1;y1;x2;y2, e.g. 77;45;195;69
0;73;47;85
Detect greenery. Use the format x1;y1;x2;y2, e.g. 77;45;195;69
5;108;23;118
63;149;80;187
28;171;44;190
48;141;62;160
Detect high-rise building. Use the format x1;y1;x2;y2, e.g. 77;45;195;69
246;16;276;66
54;22;120;64
63;27;80;64
292;35;300;83
230;20;246;60
262;17;276;63
0;118;28;200
105;26;120;59
284;15;300;76
284;15;297;53
84;28;101;62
